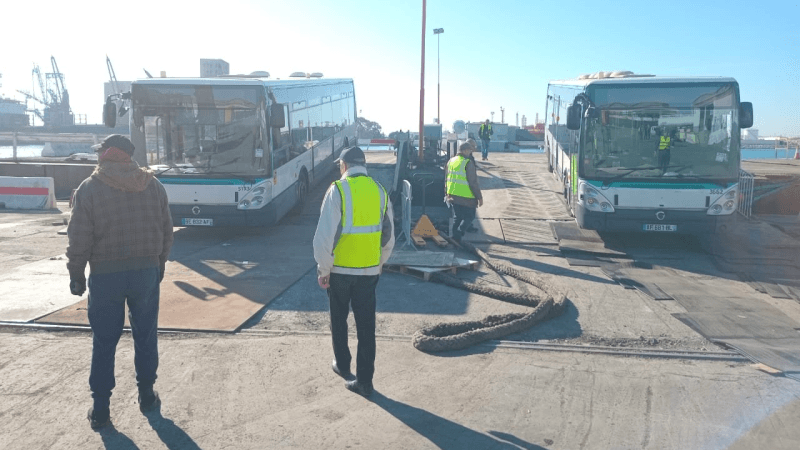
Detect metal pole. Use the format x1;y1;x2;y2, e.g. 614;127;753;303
418;0;426;161
437;32;440;126
12;132;17;160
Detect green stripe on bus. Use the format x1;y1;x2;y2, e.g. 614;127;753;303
159;178;268;185
571;155;578;196
584;180;728;189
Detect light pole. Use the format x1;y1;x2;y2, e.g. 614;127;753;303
418;0;427;161
433;28;444;125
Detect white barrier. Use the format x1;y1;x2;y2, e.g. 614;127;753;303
0;176;57;210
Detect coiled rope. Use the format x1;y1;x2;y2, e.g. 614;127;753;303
411;239;567;352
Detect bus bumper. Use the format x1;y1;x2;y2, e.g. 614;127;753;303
170;204;278;227
576;207;736;235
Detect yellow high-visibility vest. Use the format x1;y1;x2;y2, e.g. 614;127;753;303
333;176;387;269
659;136;671;150
446;155;476;199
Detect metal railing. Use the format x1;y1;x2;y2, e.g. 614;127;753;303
738;168;754;217
396;180;416;249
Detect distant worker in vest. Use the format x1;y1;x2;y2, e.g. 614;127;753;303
656;127;672;172
445;139;484;242
66;134;174;429
479;119;493;161
313;146;395;398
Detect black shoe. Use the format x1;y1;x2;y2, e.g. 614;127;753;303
345;379;374;397
87;407;111;430
138;390;161;413
332;360;353;379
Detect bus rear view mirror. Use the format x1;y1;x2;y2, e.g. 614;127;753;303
739;102;753;129
566;104;581;130
103;97;117;128
270;103;286;128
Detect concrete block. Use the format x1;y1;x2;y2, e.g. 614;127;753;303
0;176;57;210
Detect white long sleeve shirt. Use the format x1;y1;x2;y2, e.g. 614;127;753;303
313;166;395;277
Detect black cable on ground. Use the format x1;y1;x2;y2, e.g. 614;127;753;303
411;238;567;352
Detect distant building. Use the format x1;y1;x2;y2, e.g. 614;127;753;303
742;128;759;141
201;59;230;78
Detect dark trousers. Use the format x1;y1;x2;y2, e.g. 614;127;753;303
658;148;671;172
328;273;379;383
453;204;477;240
88;267;160;410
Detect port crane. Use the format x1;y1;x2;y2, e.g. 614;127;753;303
15;56;74;127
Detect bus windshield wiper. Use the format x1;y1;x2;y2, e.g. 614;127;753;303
153;164;178;177
605;166;659;181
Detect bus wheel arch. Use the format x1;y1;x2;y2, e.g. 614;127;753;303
292;168;310;215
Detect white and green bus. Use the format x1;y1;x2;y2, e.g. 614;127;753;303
106;76;356;226
544;72;753;234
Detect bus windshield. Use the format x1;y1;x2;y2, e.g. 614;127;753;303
132;84;268;176
582;83;739;181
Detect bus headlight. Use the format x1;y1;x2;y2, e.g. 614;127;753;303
251;196;264;206
579;182;615;213
707;186;738;215
239;199;251;209
252;187;266;196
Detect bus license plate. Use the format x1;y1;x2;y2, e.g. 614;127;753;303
643;224;676;232
182;218;213;226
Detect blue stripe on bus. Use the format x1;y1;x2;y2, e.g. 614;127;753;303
158;178;268;185
585;180;729;189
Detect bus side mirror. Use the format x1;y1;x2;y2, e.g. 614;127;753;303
585;106;600;119
270;103;285;128
566;104;581;130
739;102;753;129
103;97;117;128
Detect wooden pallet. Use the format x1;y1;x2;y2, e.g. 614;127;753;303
384;258;480;281
385;264;458;281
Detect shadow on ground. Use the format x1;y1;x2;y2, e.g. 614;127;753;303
371;392;546;450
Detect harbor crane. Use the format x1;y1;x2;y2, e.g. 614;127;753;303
15;56;73;127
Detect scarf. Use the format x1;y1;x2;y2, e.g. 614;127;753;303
92;147;154;192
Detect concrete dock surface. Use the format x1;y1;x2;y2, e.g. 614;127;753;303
2;153;800;449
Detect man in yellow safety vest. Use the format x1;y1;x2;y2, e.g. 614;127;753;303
313;146;394;397
657;128;672;172
445;139;484;242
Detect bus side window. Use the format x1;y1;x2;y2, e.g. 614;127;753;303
272;104;291;169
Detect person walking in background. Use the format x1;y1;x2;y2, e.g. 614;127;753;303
67;134;173;429
445;139;483;242
313;146;394;398
479;119;493;161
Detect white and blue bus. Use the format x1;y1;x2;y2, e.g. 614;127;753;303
122;76;356;226
545;72;753;234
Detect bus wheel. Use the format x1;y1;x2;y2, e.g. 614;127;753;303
291;171;309;215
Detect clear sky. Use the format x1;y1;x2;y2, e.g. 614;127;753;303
1;0;797;136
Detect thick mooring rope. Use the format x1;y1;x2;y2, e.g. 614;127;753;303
411;239;567;352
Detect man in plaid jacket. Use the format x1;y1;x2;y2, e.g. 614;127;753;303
66;134;173;429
